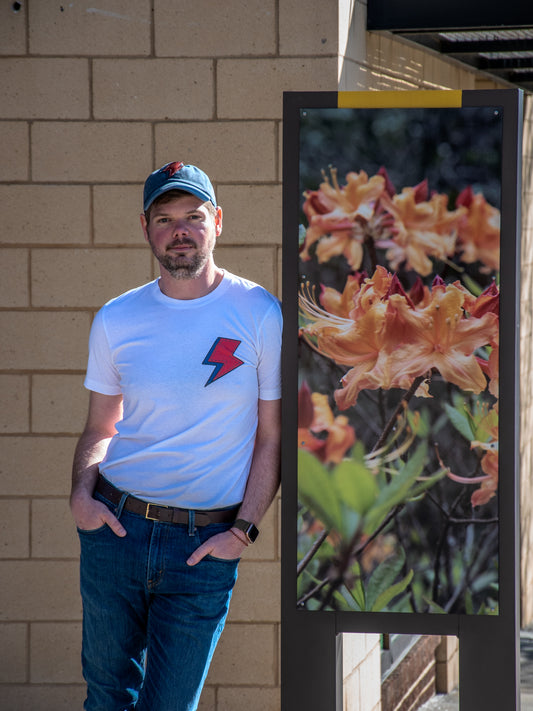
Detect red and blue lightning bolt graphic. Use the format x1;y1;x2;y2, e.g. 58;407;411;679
202;337;244;386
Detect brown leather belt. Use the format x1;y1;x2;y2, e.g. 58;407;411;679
95;474;239;526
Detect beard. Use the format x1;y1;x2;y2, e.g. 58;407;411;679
149;237;210;280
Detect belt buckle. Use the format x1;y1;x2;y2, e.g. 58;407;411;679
145;502;168;521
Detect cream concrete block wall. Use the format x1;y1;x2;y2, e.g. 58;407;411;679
343;634;382;711
1;1;530;709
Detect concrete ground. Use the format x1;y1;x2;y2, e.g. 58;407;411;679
417;629;533;711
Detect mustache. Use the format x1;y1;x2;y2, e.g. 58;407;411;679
168;238;196;249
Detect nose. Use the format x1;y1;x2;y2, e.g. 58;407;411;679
173;219;190;236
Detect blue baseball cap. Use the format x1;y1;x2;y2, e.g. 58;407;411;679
143;162;217;212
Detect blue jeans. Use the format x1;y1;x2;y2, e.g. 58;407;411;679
78;491;239;711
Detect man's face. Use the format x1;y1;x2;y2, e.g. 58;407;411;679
141;194;222;280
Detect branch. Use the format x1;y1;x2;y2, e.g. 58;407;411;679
297;529;329;577
371;375;426;454
297;578;329;607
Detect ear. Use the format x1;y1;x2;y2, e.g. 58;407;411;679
140;213;149;243
214;206;223;237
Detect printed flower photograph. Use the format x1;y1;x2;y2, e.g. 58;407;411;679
297;106;502;614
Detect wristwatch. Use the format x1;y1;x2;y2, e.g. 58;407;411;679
232;518;259;544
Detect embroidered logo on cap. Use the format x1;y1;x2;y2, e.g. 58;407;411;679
162;161;184;178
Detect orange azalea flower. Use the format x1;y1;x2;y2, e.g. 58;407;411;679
319;273;364;318
456;186;500;272
469;281;499;397
300;168;386;270
385;279;498;396
379;182;466;276
298;381;355;464
300;267;498;410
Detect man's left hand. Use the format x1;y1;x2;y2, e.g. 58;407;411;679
186;529;247;566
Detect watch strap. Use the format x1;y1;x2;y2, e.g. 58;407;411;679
233;518;259;543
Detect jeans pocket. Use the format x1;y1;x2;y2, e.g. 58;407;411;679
205;553;241;563
77;523;109;535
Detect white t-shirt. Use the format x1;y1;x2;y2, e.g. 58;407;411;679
85;272;282;509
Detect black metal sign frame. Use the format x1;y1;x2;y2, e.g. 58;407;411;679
281;89;523;710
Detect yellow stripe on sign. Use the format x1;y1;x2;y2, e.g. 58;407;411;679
338;90;463;109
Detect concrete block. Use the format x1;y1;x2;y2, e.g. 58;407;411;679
94;185;145;245
0;623;27;683
338;57;371;92
0;499;30;559
0;375;29;433
0;561;81;621
207;623;276;685
93;59;214;120
29;0;151;56
343;666;360;711
155;121;277;183
0;685;86;711
197;685;215;710
359;642;381;711
521;266;533;340
279;0;339;56
32;122;151;182
277;496;282;560
342;633;379;678
31;499;79;559
0;122;29;180
31;247;152;308
216;246;277;294
154;0;276;57
1;437;77;497
0;1;26;54
0;185;91;245
0;59;89;119
217;184;282;246
30;622;83;683
228;561;280;622
217;58;338;120
0;312;91;370
217;686;280;711
340;0;367;66
32;374;88;435
0;248;29;307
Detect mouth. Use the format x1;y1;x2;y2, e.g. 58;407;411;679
168;241;196;252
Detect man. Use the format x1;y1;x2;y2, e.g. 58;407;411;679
70;162;282;710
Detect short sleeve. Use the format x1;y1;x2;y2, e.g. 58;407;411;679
257;299;282;401
84;308;122;395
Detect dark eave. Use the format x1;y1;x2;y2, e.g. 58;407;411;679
367;1;533;91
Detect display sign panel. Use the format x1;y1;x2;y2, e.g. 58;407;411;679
292;94;509;615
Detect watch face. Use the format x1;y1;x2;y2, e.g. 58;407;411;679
234;519;259;543
247;523;259;543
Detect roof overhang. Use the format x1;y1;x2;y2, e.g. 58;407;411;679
367;1;533;91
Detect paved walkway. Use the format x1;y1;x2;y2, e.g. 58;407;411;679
417;629;533;711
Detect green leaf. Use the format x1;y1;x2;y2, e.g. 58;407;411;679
364;443;428;533
299;224;307;248
371;569;414;611
336;585;363;611
298;449;344;533
444;402;476;441
422;597;447;614
333;459;379;515
365;550;406;610
349;561;366;610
